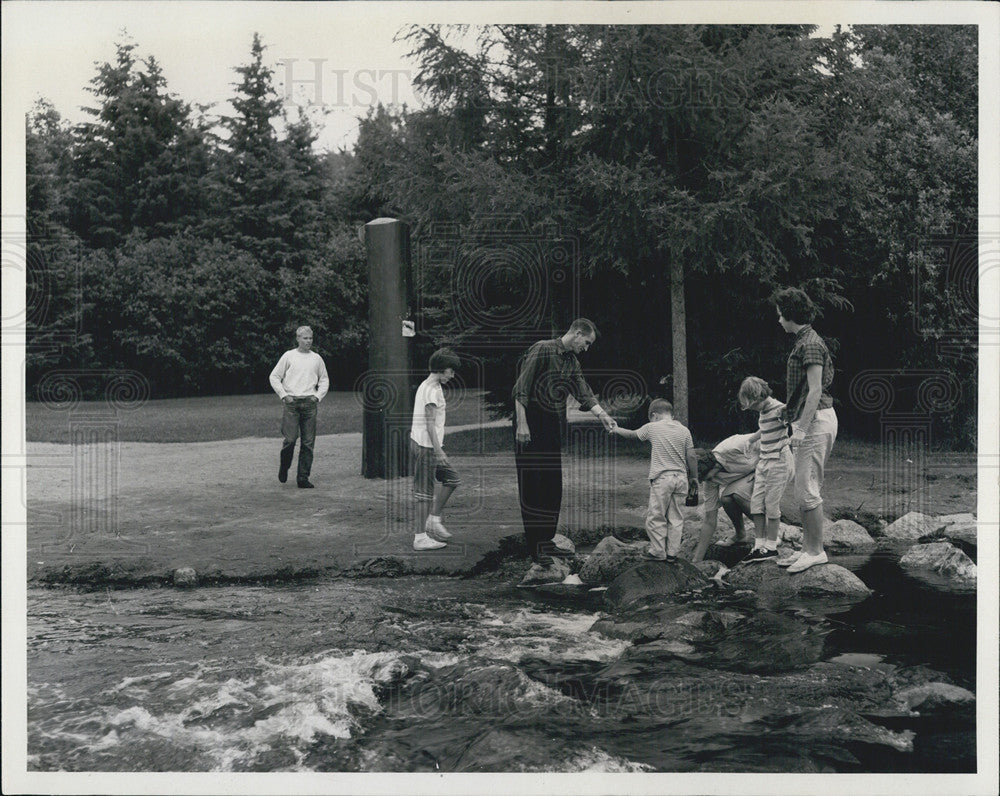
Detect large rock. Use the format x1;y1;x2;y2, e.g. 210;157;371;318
824;519;876;550
604;560;709;610
882;511;943;541
724;560;872;602
596;607;826;673
552;533;576;554
578;536;647;584
518;558;572;586
590;603;727;643
894;682;976;715
937;513;977;547
899;542;976;589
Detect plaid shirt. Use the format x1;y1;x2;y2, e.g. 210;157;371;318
513;338;597;414
786;325;834;422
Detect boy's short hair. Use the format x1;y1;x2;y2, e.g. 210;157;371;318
695;449;718;481
568;318;598;337
648;398;673;419
738;376;771;409
429;348;461;373
771;287;817;324
296;325;312;336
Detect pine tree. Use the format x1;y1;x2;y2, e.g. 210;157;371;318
214;33;329;272
70;41;211;247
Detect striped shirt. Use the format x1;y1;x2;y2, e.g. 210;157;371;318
757;397;790;460
636;418;693;480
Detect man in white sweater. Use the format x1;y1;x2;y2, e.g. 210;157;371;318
269;326;330;488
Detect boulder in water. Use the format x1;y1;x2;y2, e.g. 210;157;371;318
882;511;942;541
936;513;977;547
172;567;197;588
604;559;710;610
724;560;872;602
519;558;572;586
824;519;876;550
899;542;976;589
894;682;976;715
578;536;647;584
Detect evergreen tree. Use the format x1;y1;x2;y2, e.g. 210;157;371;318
70;41;211;247
214;33;329;272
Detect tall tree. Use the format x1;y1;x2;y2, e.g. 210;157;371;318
70;42;211;247
214;33;329;272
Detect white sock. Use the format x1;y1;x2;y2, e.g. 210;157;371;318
429;514;441;522
764;539;778;551
753;538;766;550
414;532;429;540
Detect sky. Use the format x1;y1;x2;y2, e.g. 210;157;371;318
6;1;430;152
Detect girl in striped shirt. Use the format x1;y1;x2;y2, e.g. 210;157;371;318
737;377;795;563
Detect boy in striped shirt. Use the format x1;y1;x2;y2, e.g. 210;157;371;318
738;377;795;563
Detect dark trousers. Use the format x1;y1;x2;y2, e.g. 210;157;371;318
515;406;563;560
280;397;318;482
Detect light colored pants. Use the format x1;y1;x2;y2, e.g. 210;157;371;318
794;407;838;511
646;471;688;557
751;446;794;519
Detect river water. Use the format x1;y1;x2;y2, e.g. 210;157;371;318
26;550;975;773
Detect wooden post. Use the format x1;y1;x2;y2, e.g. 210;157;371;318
669;250;689;425
363;218;412;479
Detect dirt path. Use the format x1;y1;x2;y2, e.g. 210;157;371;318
25;429;977;585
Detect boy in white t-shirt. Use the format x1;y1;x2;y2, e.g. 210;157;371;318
410;348;463;551
613;399;698;561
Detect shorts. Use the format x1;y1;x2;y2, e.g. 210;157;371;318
703;472;754;513
794;407;838;511
750;447;794;519
411;439;461;502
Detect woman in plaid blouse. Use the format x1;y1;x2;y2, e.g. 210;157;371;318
772;287;838;574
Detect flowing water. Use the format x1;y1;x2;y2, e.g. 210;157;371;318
26;550;976;773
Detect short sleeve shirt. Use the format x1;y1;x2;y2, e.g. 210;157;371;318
786;325;834;422
636;418;693;481
411;377;446;448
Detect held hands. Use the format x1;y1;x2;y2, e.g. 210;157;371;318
789;425;806;450
600;413;618;433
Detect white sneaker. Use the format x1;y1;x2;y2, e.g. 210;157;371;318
425;515;452;540
776;552;803;568
413;533;446;551
787;550;828;573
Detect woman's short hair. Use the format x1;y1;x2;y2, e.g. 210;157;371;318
429;348;461;373
771;287;817;324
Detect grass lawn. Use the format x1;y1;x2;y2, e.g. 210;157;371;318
25;389;498;443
